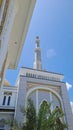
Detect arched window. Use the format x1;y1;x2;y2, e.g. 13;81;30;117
2;96;6;105
7;96;11;105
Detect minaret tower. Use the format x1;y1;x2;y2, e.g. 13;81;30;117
33;36;42;70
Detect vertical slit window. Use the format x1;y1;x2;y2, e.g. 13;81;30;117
2;96;6;105
7;96;11;105
0;40;1;49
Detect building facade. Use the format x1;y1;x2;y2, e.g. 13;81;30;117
0;37;73;130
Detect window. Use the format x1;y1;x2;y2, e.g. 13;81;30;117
7;96;11;106
4;91;12;95
2;96;6;105
26;73;28;77
0;40;1;48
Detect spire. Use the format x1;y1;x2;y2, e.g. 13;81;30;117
33;36;42;70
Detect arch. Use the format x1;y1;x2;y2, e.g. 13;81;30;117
26;86;63;108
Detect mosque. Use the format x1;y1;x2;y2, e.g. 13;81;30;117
0;36;73;130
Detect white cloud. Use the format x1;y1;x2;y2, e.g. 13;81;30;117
66;82;72;91
46;49;56;58
70;101;73;114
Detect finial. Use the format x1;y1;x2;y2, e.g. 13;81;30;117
35;36;40;47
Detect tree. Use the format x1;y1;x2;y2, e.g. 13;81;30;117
51;106;68;130
37;100;67;130
8;99;67;130
5;118;21;130
22;99;36;130
37;100;51;130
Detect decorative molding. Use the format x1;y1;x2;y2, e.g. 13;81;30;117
26;86;63;108
36;90;38;113
49;92;53;111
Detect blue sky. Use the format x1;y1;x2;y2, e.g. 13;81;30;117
6;0;73;112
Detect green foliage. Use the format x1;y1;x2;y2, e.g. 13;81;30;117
37;101;51;130
22;99;67;130
5;119;21;130
37;101;67;130
6;99;68;130
22;99;36;130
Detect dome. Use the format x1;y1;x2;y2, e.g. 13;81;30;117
4;79;10;86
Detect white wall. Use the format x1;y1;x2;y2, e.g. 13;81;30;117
0;86;17;108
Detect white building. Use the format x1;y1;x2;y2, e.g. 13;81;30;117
0;36;73;130
0;0;36;87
